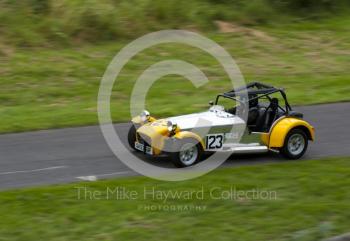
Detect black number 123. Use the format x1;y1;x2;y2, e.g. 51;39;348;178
206;134;224;150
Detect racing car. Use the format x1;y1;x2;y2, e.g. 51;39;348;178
128;82;315;167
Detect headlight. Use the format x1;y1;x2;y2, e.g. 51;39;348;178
167;121;177;133
140;110;150;122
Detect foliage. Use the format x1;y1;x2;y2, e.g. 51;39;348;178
0;0;349;47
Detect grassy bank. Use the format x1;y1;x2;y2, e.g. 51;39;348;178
1;0;349;48
0;1;349;133
1;157;350;240
0;18;349;133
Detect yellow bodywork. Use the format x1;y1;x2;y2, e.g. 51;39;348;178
135;118;205;155
136;119;168;155
260;133;270;146
268;117;315;148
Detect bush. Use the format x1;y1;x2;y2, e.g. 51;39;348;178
269;0;350;14
31;0;50;14
242;0;275;24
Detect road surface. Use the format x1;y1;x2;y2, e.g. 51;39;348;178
0;102;349;190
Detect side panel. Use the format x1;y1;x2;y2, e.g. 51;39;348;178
241;131;268;146
269;118;315;148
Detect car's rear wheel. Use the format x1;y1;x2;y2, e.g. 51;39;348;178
128;124;137;150
171;138;202;168
280;128;308;159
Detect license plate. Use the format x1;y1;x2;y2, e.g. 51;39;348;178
134;142;153;155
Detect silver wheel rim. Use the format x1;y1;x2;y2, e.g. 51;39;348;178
179;143;198;166
287;133;305;156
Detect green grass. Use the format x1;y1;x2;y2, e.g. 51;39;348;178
0;18;349;133
1;157;350;240
1;0;349;48
0;1;349;133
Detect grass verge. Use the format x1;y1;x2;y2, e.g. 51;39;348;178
1;157;350;240
0;18;349;133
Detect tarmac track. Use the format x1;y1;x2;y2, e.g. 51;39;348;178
0;102;349;190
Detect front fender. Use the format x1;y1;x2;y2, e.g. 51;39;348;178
173;131;205;150
269;117;315;148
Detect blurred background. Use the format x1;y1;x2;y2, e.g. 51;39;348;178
0;0;349;133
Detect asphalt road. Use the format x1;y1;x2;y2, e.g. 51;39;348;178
0;102;349;190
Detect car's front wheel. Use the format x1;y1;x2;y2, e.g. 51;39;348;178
170;138;202;168
128;124;137;150
280;128;308;159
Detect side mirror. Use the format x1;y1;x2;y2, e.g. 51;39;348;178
209;101;214;106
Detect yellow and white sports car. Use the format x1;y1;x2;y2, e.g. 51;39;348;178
128;82;315;167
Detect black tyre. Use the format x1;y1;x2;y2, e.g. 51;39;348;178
280;128;308;159
128;124;137;150
170;138;202;168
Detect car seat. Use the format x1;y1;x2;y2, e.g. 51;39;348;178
247;94;259;125
255;98;279;132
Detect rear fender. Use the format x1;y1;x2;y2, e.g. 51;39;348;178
269;117;315;148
